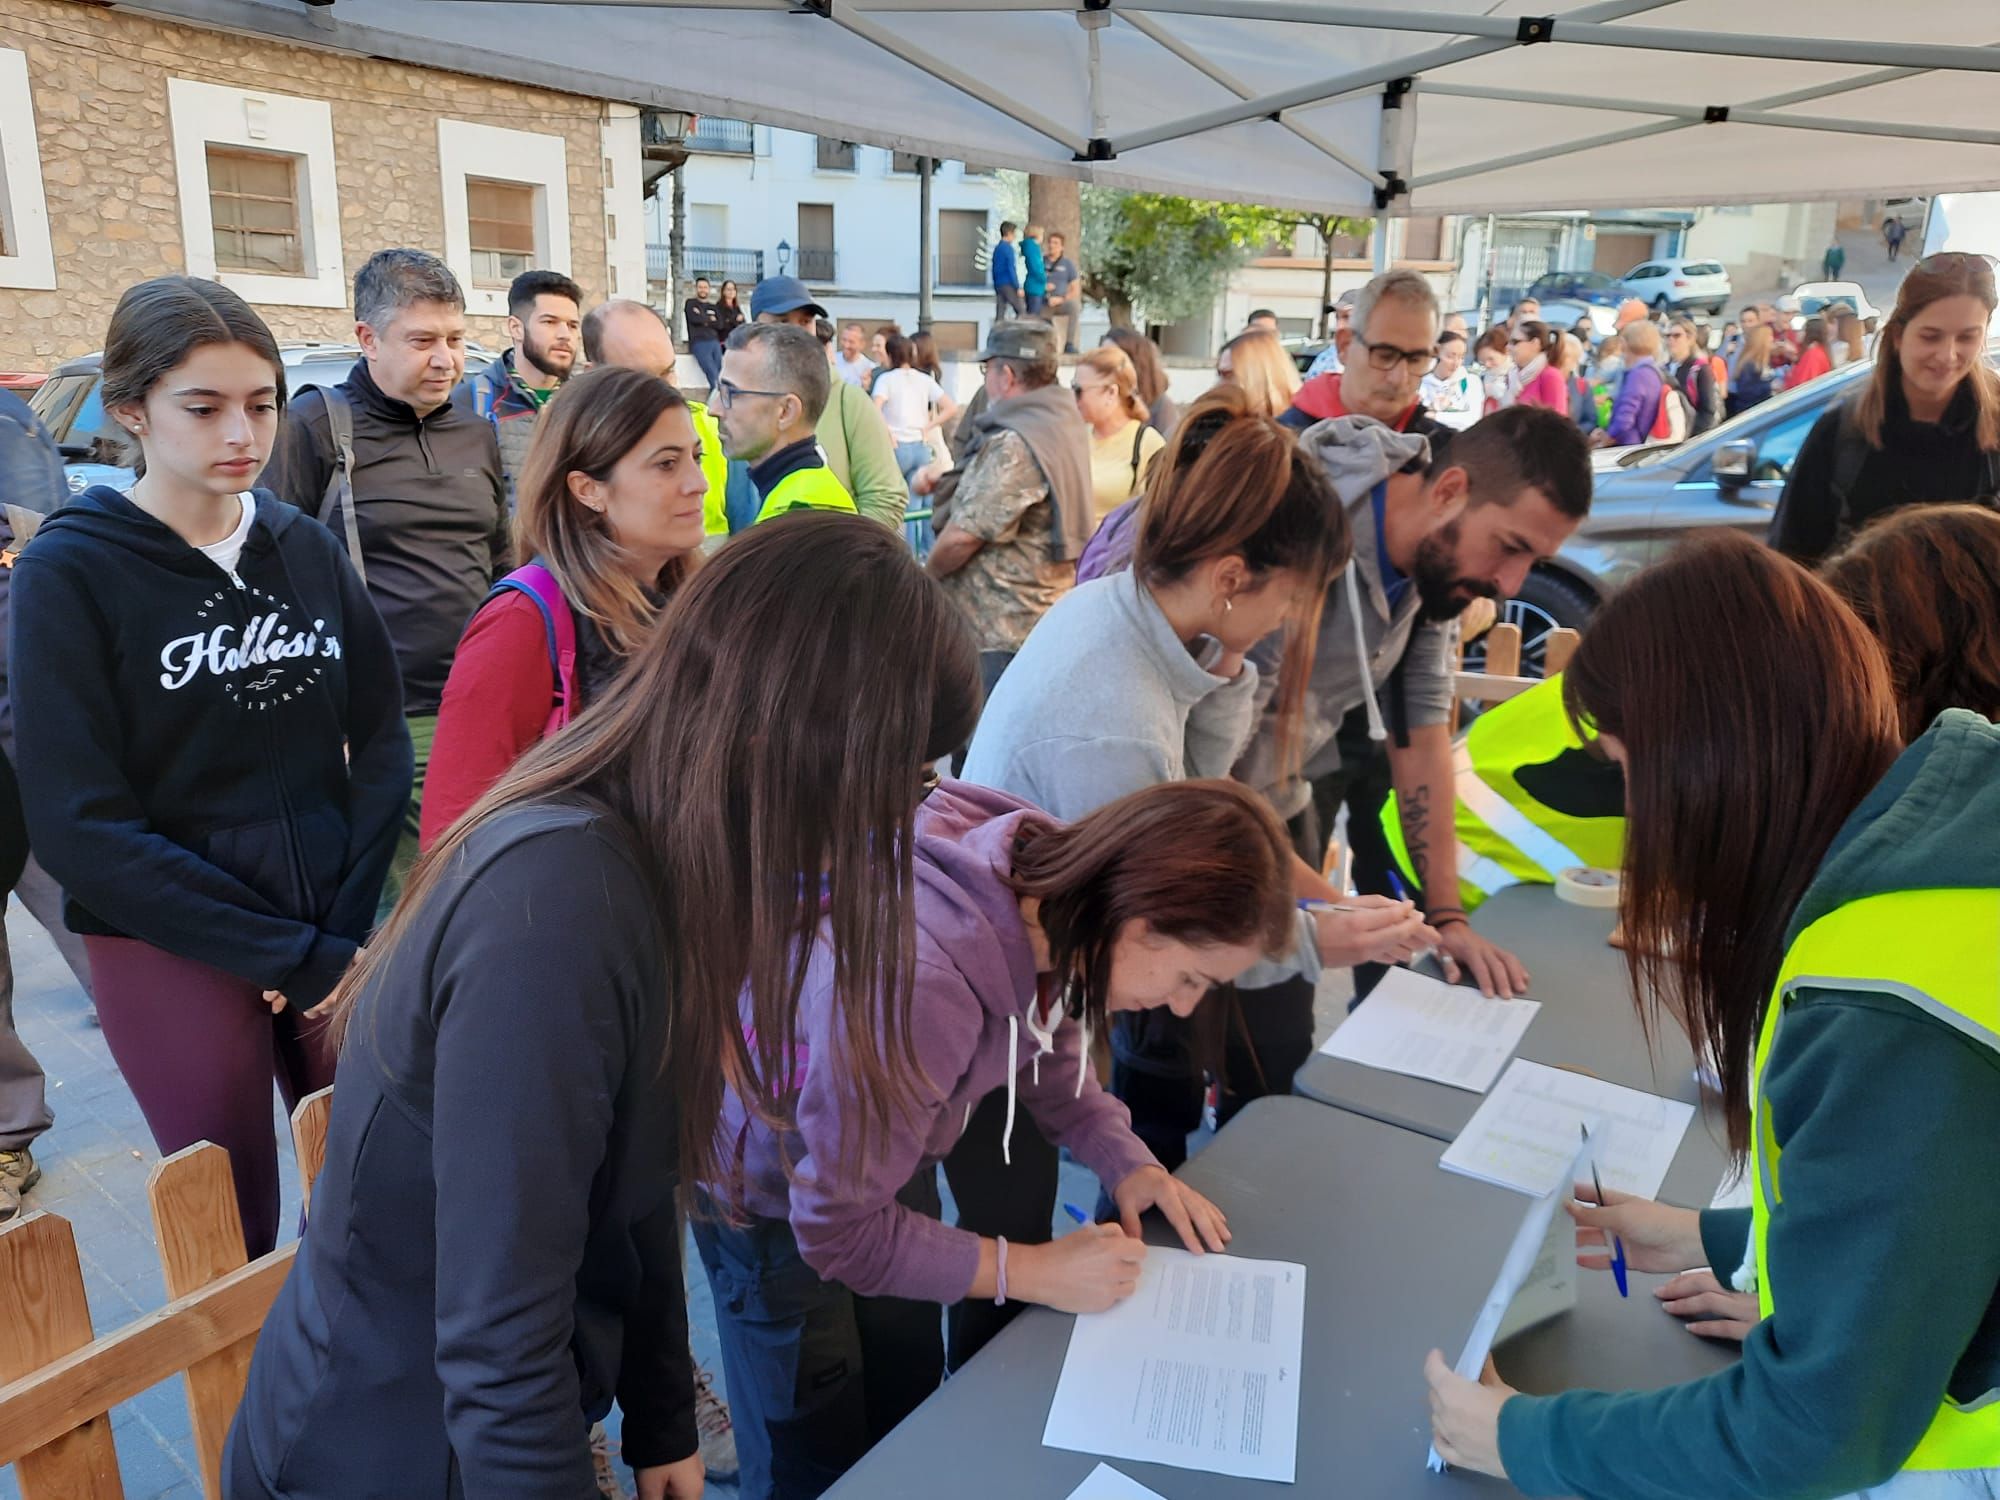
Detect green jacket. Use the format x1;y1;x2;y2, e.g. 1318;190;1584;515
819;380;909;530
1499;710;2000;1499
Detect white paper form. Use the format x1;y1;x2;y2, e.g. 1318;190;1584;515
1064;1464;1170;1499
1043;1247;1306;1483
1440;1058;1695;1200
1429;1135;1592;1472
1315;966;1542;1094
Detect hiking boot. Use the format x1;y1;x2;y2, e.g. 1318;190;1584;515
694;1362;739;1482
0;1147;40;1223
588;1420;629;1500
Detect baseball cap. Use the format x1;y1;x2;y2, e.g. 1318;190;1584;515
748;275;827;321
980;319;1058;364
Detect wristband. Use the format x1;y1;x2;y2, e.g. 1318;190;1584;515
1426;906;1468;923
994;1236;1009;1305
1430;913;1470;929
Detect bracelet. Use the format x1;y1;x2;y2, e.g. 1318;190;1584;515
1430;913;1470;929
994;1235;1009;1306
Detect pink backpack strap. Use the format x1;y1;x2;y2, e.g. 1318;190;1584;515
488;562;580;735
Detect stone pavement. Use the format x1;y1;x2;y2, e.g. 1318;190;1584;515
0;894;1348;1499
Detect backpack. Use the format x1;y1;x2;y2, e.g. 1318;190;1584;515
296;385;367;585
1649;371;1692;443
1126;423;1148;497
484;562;579;737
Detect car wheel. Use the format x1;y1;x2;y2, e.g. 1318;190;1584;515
1651;295;1669;313
1460;566;1600;695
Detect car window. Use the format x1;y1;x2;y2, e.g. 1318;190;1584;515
1743;404;1823;482
30;373;110;452
1629;264;1661;280
1684;262;1725;277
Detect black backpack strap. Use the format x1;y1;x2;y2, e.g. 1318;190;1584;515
300;384;366;586
1129;422;1146;490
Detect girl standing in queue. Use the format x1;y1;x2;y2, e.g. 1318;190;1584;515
1771;252;2000;564
9;278;410;1258
699;778;1299;1500
420;364;706;847
1426;530;2000;1500
1505;321;1569;412
228;514;980;1499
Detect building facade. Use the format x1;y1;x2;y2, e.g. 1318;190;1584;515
651;120;1001;353
0;0;649;371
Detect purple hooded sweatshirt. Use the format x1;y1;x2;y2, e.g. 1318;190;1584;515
708;779;1158;1305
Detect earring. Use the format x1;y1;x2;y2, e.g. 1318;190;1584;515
1223;597;1234;614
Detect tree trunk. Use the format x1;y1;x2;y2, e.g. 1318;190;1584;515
1107;293;1134;329
669;163;687;338
1320;222;1337;339
1028;175;1082;260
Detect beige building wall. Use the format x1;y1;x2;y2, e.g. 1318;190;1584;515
0;0;618;370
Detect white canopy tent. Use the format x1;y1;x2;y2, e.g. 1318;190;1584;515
133;0;2000;215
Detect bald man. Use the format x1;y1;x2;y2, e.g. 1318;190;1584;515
581;299;729;532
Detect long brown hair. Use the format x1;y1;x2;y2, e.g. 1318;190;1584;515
514;364;700;656
1820;502;2000;740
1563;532;1901;1155
1008;780;1296;1036
1854;250;2000;450
328;513;982;1187
1133;386;1350;766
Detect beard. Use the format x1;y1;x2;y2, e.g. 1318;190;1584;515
1410;521;1498;623
521;328;575;380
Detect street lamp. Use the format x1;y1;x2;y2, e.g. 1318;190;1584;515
778;239;792;275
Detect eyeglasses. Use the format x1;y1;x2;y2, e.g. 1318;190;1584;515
714;379;787;409
1071;381;1107;399
1359;338;1438;374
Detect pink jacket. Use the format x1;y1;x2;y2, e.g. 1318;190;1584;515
1514;361;1570;412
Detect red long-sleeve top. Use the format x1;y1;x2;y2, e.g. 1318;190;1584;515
419;593;555;851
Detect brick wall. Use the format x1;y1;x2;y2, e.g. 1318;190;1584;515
0;0;612;369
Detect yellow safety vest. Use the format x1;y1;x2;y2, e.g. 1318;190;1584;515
1380;674;1625;911
754;461;857;526
690;401;732;538
1753;887;2000;1472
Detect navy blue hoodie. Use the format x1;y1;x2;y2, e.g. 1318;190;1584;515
9;485;411;1007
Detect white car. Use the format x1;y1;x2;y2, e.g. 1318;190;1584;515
1789;281;1881;330
1620;257;1732;316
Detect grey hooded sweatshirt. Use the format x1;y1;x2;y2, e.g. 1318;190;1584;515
1233;415;1459;821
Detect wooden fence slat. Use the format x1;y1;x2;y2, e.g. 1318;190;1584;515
0;1212;126;1499
1543;626;1580;675
0;1247;294;1469
1482;622;1523;678
148;1145;250;1500
290;1087;332;1215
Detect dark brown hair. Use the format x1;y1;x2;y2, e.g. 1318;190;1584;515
102;277;285;476
1514;319;1559;362
329;513;982;1188
514;364;699;657
1854;250;2000;451
1820;502;2000;740
1101;326;1170;407
1008;780;1297;1036
1563;531;1901;1154
1132;386;1350;766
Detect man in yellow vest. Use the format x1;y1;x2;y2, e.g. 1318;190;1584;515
714;323;858;525
1381;672;1625;912
578;299;729;527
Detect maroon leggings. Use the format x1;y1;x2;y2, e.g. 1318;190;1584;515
84;936;336;1259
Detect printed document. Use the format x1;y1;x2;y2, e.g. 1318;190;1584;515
1044;1247;1306;1483
1440;1058;1694;1199
1315;966;1541;1093
1064;1464;1169;1499
1429;1135;1592;1471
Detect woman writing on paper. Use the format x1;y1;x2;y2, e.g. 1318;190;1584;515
1425;531;2000;1500
697;779;1299;1500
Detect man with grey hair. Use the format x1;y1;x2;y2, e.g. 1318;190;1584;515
713;323;857;522
266;248;507;910
1283;269;1442;434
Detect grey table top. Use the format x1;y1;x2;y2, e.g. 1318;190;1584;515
825;1096;1736;1499
1294;885;1735;1209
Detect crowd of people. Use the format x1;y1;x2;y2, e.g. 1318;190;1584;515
0;228;1993;1500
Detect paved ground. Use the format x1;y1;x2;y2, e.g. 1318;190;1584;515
1740;220;1911;315
0;890;1350;1498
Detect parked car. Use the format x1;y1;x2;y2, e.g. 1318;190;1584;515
1619;257;1731;315
1789;281;1881;330
1502;271;1625;340
29;342;491;496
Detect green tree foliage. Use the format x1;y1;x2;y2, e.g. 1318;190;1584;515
1080;188;1294;328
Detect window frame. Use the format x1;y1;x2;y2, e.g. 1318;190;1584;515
437;118;571;319
205;144;307;278
0;47;56;291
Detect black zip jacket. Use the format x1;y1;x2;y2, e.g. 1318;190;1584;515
264;359;508;715
9;486;411;1007
229;804;698;1497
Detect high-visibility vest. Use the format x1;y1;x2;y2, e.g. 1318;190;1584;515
690;401;731;537
754;461;857;526
1380;674;1625;911
1753;887;2000;1471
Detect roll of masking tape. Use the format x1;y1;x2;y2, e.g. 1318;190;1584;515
1555;866;1621;909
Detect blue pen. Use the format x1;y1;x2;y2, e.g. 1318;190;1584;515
1386;868;1411;903
1062;1202;1091;1226
1582;1124;1629;1298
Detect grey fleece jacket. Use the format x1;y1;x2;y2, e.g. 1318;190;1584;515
1233;416;1459;821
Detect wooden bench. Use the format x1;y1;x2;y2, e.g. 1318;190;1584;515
0;1087;332;1499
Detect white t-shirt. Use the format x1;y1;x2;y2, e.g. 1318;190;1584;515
873;367;947;443
198;492;257;579
833;351;877;389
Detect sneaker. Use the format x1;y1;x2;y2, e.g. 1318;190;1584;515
588;1420;629;1500
0;1147;39;1223
694;1362;739;1482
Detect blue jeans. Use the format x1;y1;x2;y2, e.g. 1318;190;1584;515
692;339;724;390
894;439;934;556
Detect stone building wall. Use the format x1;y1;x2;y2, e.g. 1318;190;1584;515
0;0;613;369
